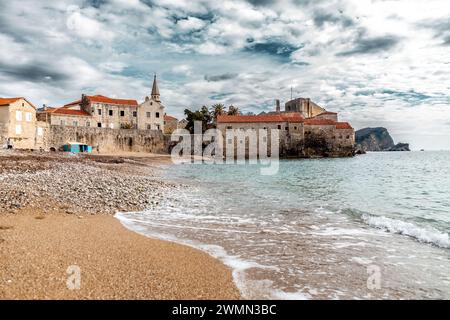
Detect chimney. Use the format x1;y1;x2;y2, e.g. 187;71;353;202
43;104;47;111
275;99;281;113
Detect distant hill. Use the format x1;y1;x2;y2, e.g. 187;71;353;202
355;127;410;152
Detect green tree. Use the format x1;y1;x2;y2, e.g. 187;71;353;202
227;105;240;116
184;106;212;133
210;103;225;123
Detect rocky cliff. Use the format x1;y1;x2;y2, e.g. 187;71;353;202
388;143;410;151
355;127;410;152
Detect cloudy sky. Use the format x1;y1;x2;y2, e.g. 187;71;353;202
0;0;449;149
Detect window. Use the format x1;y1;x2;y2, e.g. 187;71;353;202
133;111;137;117
37;127;43;136
22;103;25;107
147;124;151;130
97;123;102;128
73;121;78;127
156;112;160;118
227;139;232;144
146;112;151;118
25;112;32;122
98;109;102;115
120;110;125;117
16;111;22;121
91;107;95;113
156;124;160;130
15;124;22;135
277;125;281;130
150;102;153;106
109;110;113;116
285;127;289;131
61;120;65;126
294;126;297;130
86;122;90;127
226;126;232;130
346;135;350;139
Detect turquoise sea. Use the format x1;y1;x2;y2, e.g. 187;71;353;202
117;151;450;299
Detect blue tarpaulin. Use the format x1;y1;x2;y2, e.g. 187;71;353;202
62;143;93;153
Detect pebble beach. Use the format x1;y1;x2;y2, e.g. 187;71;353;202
0;150;240;300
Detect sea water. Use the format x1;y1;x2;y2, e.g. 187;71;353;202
117;151;450;299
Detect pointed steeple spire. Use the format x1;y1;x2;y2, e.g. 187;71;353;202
151;73;160;102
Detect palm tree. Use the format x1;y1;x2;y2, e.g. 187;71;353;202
227;105;240;116
211;103;225;123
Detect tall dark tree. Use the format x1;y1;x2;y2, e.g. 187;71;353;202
227;105;240;116
184;106;213;133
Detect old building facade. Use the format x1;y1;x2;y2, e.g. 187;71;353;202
137;75;165;131
285;97;326;118
0;97;47;149
37;75;165;132
164;115;179;134
217;98;355;157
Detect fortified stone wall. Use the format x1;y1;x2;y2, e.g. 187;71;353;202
47;126;169;153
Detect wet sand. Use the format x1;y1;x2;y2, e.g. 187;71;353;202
0;210;240;299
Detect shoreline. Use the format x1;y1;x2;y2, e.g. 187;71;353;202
0;150;240;300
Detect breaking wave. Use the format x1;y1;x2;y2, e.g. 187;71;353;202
360;213;450;249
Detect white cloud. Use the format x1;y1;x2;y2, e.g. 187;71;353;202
172;64;193;75
177;17;207;31
0;0;449;148
196;42;230;55
66;6;115;41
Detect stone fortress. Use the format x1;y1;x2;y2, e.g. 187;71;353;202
217;98;355;157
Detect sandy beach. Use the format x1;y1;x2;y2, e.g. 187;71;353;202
0;150;240;300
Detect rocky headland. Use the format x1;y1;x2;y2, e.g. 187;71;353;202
355;127;410;152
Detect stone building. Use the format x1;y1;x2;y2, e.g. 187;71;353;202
0;97;47;149
216;98;355;158
164;115;179;134
37;75;165;132
38;95;139;129
137;75;165;131
285;97;326;118
37;106;92;127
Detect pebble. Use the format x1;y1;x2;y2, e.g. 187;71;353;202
0;151;175;215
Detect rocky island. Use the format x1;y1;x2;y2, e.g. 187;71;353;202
355;127;410;152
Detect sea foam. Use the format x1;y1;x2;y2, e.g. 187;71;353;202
361;214;450;249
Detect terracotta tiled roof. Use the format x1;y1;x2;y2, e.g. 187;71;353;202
63;95;138;107
304;119;337;126
0;97;36;109
335;122;353;130
63;100;81;108
317;111;337;115
0;97;21;105
88;95;138;106
45;108;91;117
217;113;304;123
164;115;178;121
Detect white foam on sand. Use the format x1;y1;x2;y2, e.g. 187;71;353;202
361;214;450;249
115;212;308;300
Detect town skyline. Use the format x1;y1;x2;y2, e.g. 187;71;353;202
1;0;449;150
